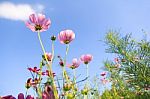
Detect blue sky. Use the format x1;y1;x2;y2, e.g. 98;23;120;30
0;0;150;97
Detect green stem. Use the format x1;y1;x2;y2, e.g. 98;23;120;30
84;95;87;99
86;64;89;84
25;89;28;98
63;44;69;80
73;69;76;84
85;64;89;98
37;32;58;99
38;60;43;87
64;44;69;69
52;41;55;62
35;61;43;98
38;32;51;69
51;40;59;99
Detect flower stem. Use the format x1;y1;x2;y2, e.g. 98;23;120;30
25;89;28;98
37;32;51;69
37;32;58;99
73;69;78;94
63;44;69;81
64;44;69;69
52;41;55;62
86;64;89;84
84;95;87;99
51;40;59;99
73;69;76;84
37;60;43;98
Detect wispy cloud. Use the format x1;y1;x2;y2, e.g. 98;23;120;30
0;2;44;21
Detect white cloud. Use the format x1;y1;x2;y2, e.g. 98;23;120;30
0;2;44;21
34;4;45;13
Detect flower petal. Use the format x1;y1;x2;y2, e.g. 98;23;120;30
25;22;35;32
18;93;24;99
37;14;46;24
29;14;37;23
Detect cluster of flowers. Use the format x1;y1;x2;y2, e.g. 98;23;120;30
1;13;108;99
100;71;108;85
1;88;54;99
25;13;94;99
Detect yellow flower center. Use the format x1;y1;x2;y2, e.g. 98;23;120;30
35;24;42;31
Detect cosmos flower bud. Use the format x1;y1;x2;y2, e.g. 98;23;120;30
100;71;106;76
59;61;64;67
41;60;45;66
25;78;32;89
121;59;126;62
51;35;56;41
66;92;74;99
81;88;89;95
18;93;24;99
63;83;72;91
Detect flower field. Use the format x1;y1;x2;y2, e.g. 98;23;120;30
1;13;149;99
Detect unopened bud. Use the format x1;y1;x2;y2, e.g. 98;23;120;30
63;83;72;91
59;61;64;67
51;35;56;41
81;88;88;95
66;93;74;99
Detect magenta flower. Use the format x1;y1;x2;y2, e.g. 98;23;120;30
2;93;34;99
42;86;55;99
1;95;15;99
80;54;93;64
100;71;106;76
68;58;80;69
58;29;75;44
18;93;24;99
18;93;34;99
26;13;51;32
28;67;40;73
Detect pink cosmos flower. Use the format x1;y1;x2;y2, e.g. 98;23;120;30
100;78;109;84
43;52;53;61
80;54;93;64
58;29;75;44
100;71;106;76
26;13;51;32
68;58;80;69
114;57;119;63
